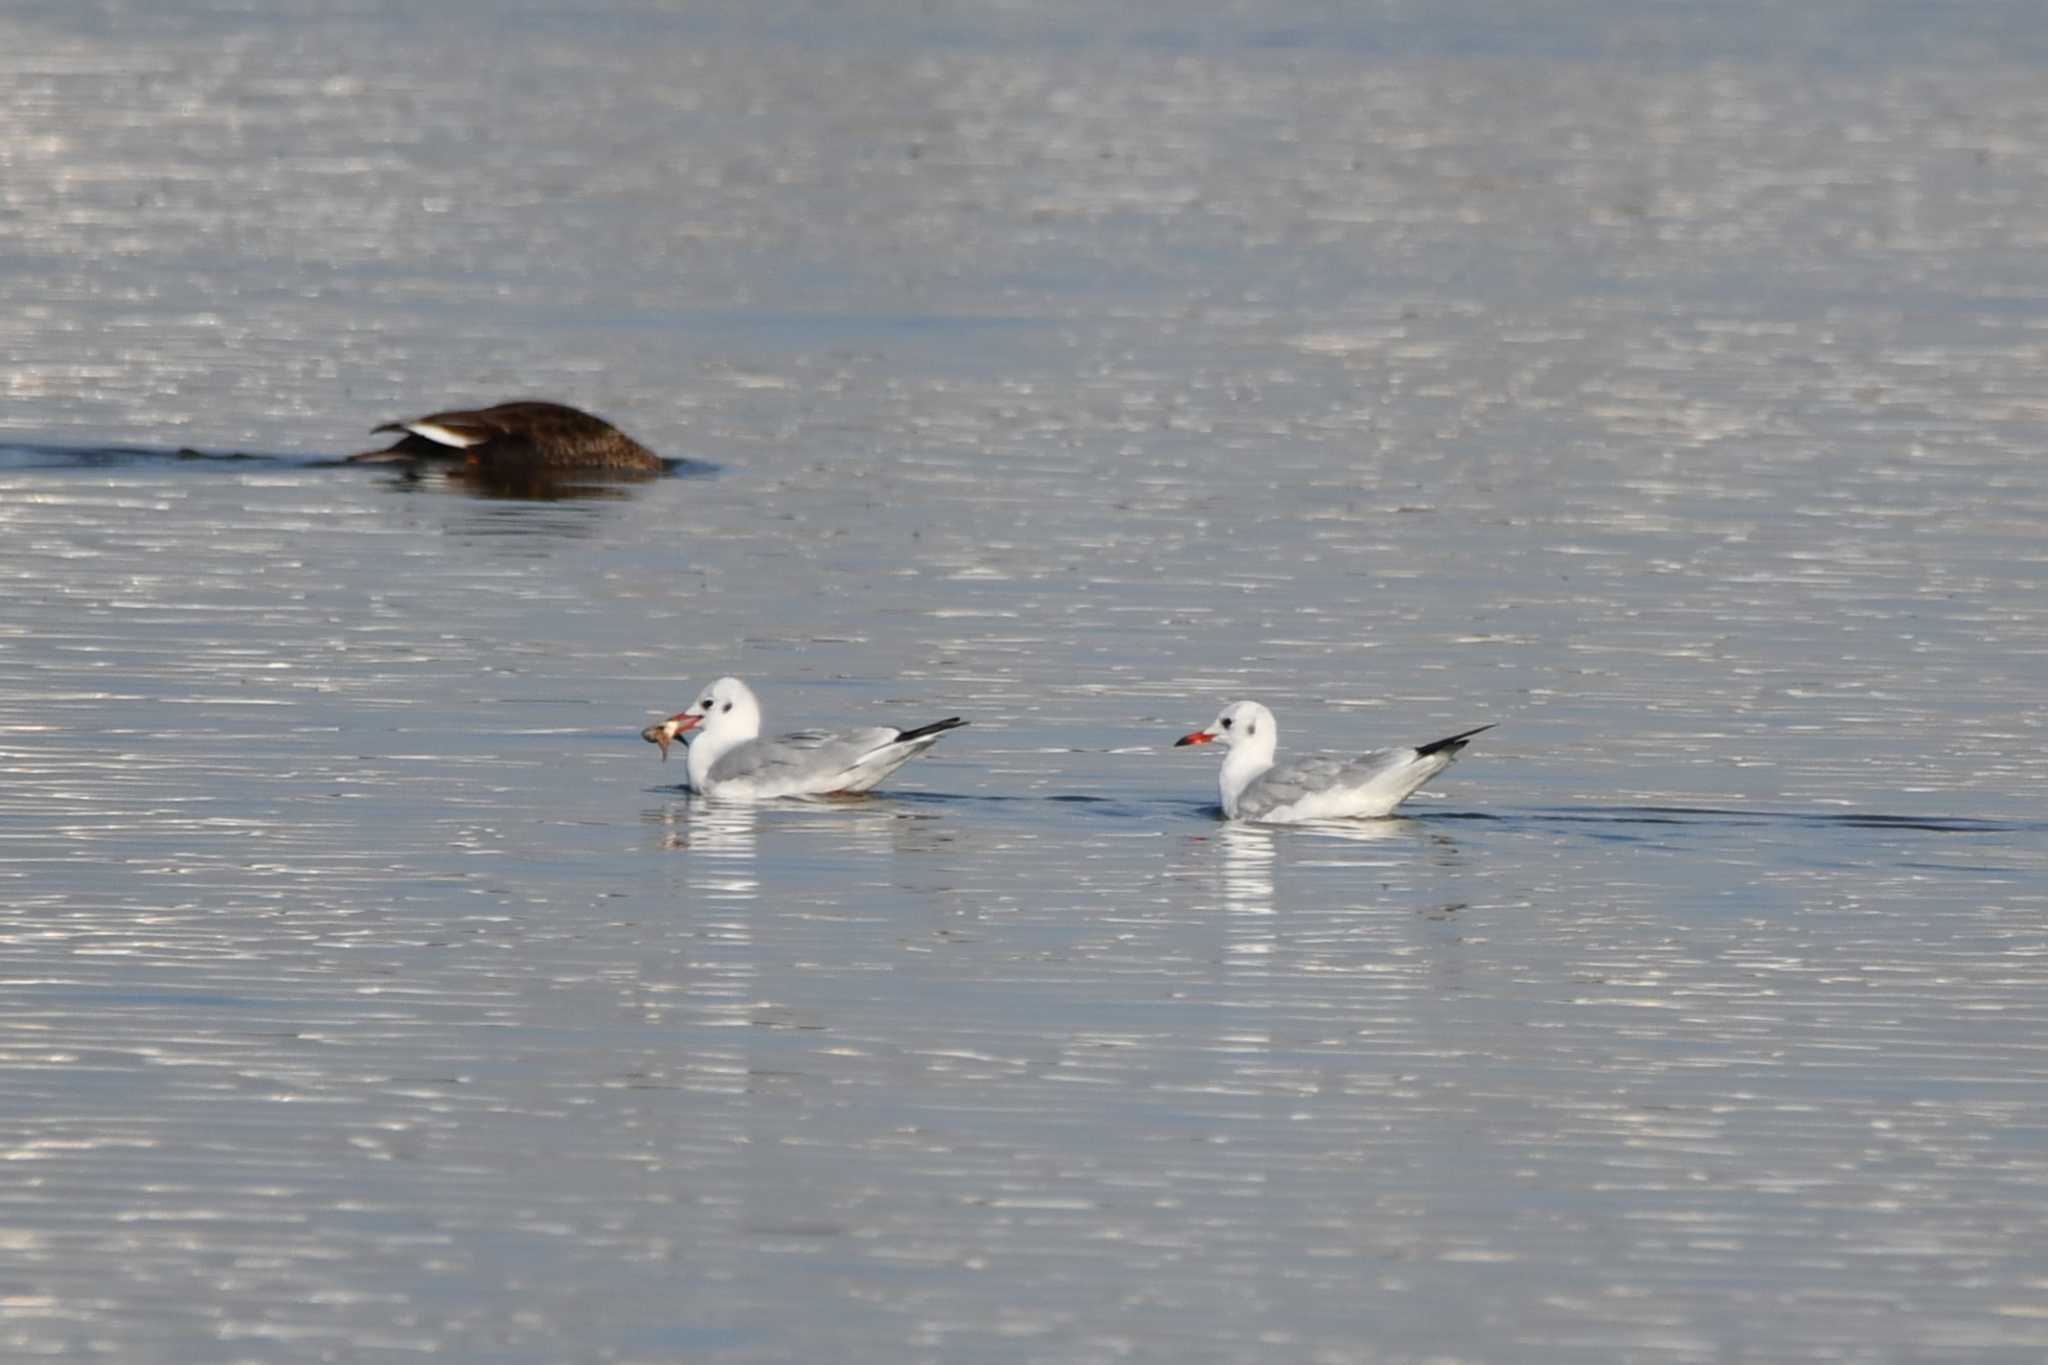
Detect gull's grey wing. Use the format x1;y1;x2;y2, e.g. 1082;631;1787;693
705;727;898;785
1235;748;1412;820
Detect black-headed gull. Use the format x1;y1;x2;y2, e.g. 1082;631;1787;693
642;676;966;798
348;400;664;471
1176;701;1491;822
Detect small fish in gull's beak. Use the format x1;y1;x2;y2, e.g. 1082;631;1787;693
641;711;701;761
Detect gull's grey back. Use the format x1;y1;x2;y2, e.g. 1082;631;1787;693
1236;748;1415;820
706;727;900;785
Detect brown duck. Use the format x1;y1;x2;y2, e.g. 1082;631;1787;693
347;401;664;472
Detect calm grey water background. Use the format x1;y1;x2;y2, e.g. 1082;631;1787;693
5;1;2048;1361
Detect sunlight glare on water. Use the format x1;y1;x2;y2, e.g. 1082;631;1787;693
2;1;2047;1361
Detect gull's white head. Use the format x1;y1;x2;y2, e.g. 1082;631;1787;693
1175;700;1276;753
1177;699;1281;818
643;675;762;761
680;676;761;739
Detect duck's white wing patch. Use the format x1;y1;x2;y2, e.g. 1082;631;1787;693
400;421;489;449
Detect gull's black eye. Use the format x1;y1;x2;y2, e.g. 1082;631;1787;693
1220;717;1233;730
701;699;714;709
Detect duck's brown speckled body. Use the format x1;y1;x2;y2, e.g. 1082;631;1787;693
348;401;664;472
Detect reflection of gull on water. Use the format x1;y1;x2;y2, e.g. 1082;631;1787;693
1215;817;1419;926
689;799;760;903
1219;823;1276;1011
662;798;759;1026
646;796;760;897
1211;823;1277;1075
1219;822;1277;916
772;799;918;856
1284;817;1418;844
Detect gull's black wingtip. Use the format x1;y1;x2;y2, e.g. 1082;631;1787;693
1415;723;1496;759
896;717;968;744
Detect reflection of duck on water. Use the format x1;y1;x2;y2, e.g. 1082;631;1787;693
348;400;668;474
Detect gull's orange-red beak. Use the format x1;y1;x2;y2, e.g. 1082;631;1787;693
1175;729;1216;747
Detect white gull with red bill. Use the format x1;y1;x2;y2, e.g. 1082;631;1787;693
642;676;965;799
1175;701;1491;823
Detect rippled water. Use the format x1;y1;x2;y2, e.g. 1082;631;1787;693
5;2;2048;1361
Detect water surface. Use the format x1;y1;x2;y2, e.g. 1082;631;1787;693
4;2;2047;1361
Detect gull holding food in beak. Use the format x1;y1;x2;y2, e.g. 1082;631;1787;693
643;677;965;799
